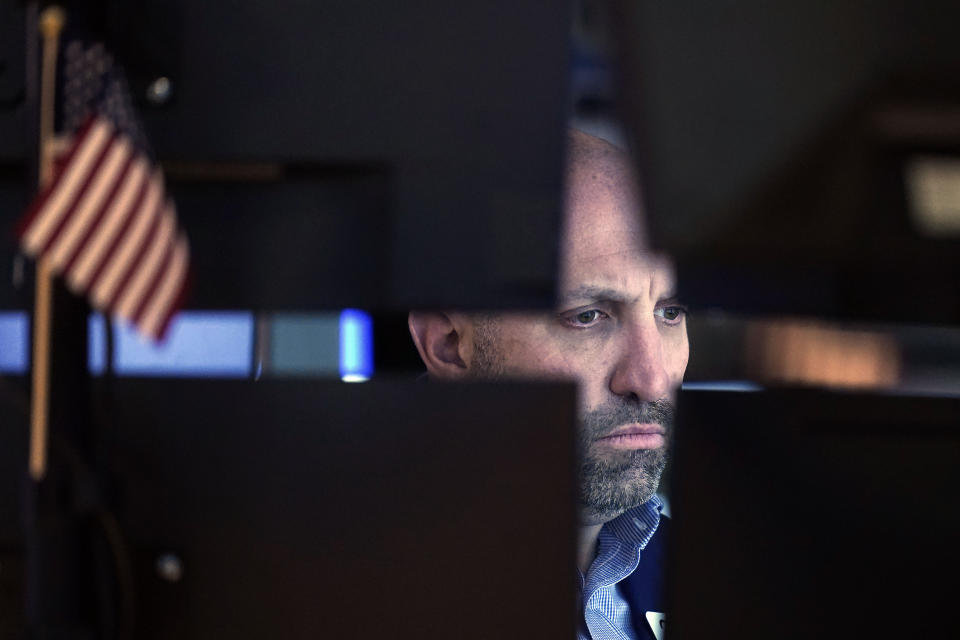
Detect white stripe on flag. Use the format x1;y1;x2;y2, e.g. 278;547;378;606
140;235;189;338
48;139;132;270
22;120;113;254
115;205;175;320
68;158;149;292
90;172;163;308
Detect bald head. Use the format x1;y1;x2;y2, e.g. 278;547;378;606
561;130;650;295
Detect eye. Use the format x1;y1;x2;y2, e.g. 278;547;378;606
561;308;608;328
575;309;600;324
655;305;688;325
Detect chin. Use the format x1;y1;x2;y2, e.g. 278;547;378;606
578;450;666;523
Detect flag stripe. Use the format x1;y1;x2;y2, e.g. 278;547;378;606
36;131;118;258
90;173;163;308
62;151;138;281
102;194;166;312
16;118;97;238
140;236;190;338
130;216;177;323
22;120;113;254
70;159;150;292
48;139;132;270
115;206;174;320
153;258;192;340
100;187;167;312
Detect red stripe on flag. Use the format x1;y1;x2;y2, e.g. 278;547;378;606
114;205;174;320
140;236;189;339
20;121;114;255
103;196;165;311
131;230;176;324
15;117;98;239
82;174;152;296
153;256;193;342
61;149;137;275
36;131;118;257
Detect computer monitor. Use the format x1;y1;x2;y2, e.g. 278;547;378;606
667;388;960;639
611;0;960;323
0;0;571;311
3;378;578;638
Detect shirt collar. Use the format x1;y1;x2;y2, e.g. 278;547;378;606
603;494;663;552
580;495;664;594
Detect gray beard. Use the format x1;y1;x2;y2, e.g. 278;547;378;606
470;318;673;525
577;398;673;524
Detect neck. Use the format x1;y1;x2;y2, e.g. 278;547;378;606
577;505;635;574
577;522;604;574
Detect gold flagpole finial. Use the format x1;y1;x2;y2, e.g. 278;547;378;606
39;6;66;40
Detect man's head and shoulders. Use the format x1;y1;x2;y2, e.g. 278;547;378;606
407;128;688;632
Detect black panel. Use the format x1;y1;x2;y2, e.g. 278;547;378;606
0;1;27;160
169;167;393;310
0;165;31;309
105;380;577;639
5;0;569;311
2;379;577;639
4;1;569;310
612;0;960;322
669;389;960;639
0;375;27;639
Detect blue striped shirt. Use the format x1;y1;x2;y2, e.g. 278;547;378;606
577;496;664;640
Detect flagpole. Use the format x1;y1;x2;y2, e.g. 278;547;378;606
29;5;66;481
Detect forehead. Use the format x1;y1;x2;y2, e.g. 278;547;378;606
559;145;675;296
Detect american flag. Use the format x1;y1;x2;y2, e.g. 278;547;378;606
18;40;189;340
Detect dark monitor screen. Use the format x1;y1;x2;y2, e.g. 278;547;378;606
668;388;960;639
0;0;571;311
1;379;578;639
612;0;960;323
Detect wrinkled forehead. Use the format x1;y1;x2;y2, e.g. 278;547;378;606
562;140;645;248
559;147;673;289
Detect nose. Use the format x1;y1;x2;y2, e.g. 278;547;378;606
609;318;672;403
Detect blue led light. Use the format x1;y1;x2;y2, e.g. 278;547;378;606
88;313;107;374
339;309;373;382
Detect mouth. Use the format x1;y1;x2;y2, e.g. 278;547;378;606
594;423;666;451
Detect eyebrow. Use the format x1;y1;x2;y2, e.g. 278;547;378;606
557;284;682;307
558;286;628;306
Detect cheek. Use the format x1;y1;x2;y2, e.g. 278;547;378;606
574;366;614;413
665;328;690;381
540;345;615;413
491;317;624;413
526;355;610;417
495;317;602;381
502;344;585;380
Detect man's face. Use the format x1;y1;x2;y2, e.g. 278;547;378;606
471;141;689;524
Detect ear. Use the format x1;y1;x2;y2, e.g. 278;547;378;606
407;311;472;379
